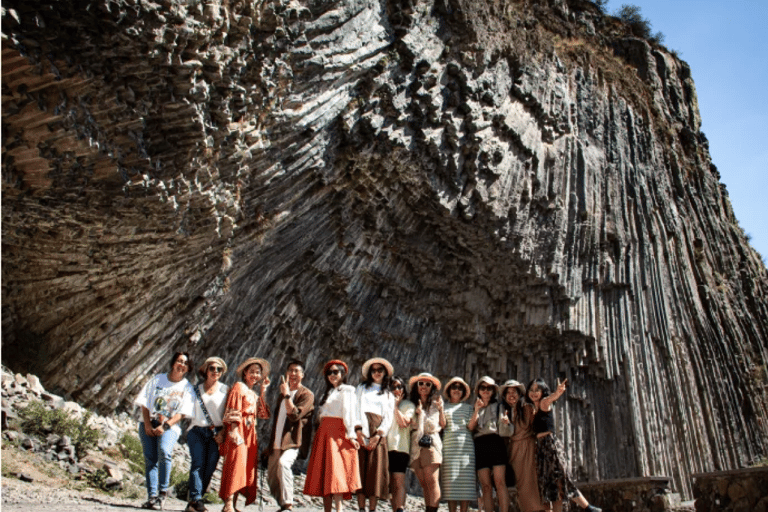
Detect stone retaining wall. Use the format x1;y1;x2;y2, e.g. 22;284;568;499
692;467;768;512
576;477;682;512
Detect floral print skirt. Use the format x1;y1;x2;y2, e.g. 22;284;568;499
535;433;579;506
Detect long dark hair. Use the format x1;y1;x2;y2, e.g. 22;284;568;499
363;367;391;395
526;378;550;405
409;381;438;410
169;351;192;373
390;377;406;393
319;365;348;406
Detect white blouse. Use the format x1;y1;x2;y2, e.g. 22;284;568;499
318;383;358;439
188;382;229;430
356;383;395;438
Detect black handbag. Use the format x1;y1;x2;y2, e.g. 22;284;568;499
418;434;433;448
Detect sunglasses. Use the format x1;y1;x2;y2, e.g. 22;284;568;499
478;385;494;391
208;366;224;373
392;385;403;390
326;369;342;376
371;366;386;373
450;383;464;390
175;359;189;366
417;381;433;387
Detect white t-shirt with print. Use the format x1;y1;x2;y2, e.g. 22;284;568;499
134;373;195;435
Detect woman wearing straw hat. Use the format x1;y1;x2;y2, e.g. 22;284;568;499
304;359;362;512
185;357;230;512
440;377;476;512
408;373;445;512
354;358;395;512
467;376;509;512
500;379;544;512
218;357;271;512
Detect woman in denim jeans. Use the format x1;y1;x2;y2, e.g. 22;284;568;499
134;352;195;510
185;357;229;512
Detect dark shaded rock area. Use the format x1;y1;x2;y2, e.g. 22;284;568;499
2;0;767;499
692;467;768;512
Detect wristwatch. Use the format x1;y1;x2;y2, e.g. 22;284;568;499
163;422;172;430
282;394;291;400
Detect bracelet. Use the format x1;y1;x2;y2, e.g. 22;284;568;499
282;394;290;400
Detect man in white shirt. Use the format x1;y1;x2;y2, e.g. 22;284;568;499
265;360;315;511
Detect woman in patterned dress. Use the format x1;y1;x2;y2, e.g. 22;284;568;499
303;360;362;512
218;357;271;512
528;378;601;512
440;377;476;512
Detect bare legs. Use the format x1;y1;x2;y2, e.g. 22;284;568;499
390;472;406;512
357;494;378;511
448;500;470;512
323;494;344;512
222;493;240;512
477;465;509;512
413;463;441;509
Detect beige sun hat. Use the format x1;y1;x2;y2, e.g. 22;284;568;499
198;357;228;378
443;376;471;401
361;357;394;378
499;379;525;398
235;357;271;380
408;372;442;391
474;376;498;395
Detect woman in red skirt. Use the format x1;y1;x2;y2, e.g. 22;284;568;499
304;360;362;512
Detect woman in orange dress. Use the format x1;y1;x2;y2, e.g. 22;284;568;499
219;357;271;512
303;359;361;512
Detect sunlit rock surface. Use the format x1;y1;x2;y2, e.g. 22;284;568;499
2;0;767;497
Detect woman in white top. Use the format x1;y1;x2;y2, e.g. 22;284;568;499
355;357;395;512
303;360;362;512
134;351;195;510
185;357;229;512
387;377;415;512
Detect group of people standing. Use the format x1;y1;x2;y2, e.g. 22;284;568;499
133;353;601;512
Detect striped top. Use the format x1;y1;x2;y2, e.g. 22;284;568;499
440;402;476;501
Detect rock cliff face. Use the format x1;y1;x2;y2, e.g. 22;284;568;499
2;0;767;497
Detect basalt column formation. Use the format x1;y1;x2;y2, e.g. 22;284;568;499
2;0;767;497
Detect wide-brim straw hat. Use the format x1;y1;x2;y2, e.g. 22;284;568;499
198;357;228;376
474;376;498;395
323;359;349;375
409;372;442;391
499;379;525;398
236;357;271;379
361;357;394;378
443;376;471;401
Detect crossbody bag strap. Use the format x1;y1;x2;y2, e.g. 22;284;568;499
193;383;215;426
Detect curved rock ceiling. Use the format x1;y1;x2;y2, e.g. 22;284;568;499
2;0;767;496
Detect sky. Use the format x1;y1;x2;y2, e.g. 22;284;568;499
602;0;768;261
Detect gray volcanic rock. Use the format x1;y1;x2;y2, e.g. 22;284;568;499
2;0;767;498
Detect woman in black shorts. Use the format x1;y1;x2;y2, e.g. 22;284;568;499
467;376;509;512
386;377;415;512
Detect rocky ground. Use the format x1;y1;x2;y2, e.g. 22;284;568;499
0;366;426;512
